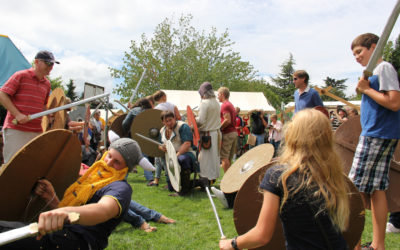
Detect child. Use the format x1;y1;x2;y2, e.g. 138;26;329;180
349;33;400;250
219;109;350;249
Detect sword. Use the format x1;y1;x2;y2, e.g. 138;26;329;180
363;0;400;79
0;212;80;246
205;186;226;239
135;133;163;146
129;68;147;104
12;93;110;125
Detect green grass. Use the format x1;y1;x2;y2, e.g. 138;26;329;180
107;168;400;249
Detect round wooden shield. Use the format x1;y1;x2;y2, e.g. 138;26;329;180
221;143;274;194
0;129;81;222
186;105;200;147
234;162;365;250
110;113;128;138
131;109;164;157
42;88;66;132
165;140;181;192
335;115;400;212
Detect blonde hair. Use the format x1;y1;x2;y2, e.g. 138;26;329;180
218;87;230;99
278;109;349;231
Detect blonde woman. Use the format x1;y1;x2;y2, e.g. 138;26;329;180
220;109;350;250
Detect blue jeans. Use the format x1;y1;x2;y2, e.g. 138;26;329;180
270;139;281;157
143;154;154;181
123;200;161;228
249;133;265;149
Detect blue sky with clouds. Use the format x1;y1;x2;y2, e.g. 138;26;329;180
1;0;400;105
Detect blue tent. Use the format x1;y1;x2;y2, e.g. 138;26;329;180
0;35;31;87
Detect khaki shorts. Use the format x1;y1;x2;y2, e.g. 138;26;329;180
220;131;237;160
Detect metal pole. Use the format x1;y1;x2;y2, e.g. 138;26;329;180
114;99;129;112
205;186;226;239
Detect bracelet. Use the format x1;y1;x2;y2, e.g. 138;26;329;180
231;236;239;250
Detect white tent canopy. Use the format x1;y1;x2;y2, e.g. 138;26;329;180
162;89;275;114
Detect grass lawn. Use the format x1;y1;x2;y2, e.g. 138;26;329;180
107;167;400;249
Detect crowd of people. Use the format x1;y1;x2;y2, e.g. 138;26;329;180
0;31;400;250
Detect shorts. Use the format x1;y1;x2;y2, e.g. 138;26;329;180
349;136;398;194
220;131;237;160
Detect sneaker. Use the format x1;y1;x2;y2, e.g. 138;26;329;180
386;222;400;233
211;187;229;208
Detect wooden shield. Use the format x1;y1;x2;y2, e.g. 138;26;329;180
221;143;274;194
234;162;365;250
165;140;181;192
131;109;164;157
186;105;200;147
0;129;81;222
42;88;66;131
110;113;128;138
335;115;400;212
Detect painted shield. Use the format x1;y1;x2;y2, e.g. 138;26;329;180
165;140;181;192
0;129;81;222
186;105;200;147
220;143;274;194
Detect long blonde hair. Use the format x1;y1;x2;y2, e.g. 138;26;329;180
278;109;349;231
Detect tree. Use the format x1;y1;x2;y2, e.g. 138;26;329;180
65;79;78;102
269;54;296;105
110;14;257;102
320;77;348;101
383;34;400;79
48;76;64;91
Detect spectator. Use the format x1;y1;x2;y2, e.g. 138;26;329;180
268;114;282;156
293;70;324;113
217;87;237;173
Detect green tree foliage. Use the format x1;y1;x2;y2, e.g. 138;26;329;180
65;79;78;102
110;14;257;102
49;76;65;91
320;77;348;101
383;34;400;79
269;54;296;104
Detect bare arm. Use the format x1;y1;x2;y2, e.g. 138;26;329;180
219;191;279;249
177;141;191;157
357;78;400;111
0;91;29;124
220;112;231;130
37;196;120;239
174;106;182;120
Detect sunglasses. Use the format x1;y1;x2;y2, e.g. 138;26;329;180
41;60;54;67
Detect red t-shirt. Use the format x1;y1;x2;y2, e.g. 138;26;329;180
1;68;50;132
220;100;236;134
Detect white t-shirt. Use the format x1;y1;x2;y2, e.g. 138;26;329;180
155;101;175;112
374;61;400;92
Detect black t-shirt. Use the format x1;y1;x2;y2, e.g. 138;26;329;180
250;112;266;135
260;165;348;250
66;180;132;249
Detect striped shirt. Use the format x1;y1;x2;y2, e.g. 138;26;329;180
1;68;50;132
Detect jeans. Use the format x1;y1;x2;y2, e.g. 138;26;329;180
270;139;281;157
249;133;265;149
123;200;162;228
143;155;155;181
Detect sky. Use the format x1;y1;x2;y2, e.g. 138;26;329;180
2;0;400;107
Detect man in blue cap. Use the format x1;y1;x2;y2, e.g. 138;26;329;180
0;50;59;163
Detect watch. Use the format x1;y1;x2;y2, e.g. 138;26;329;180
231;236;239;250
